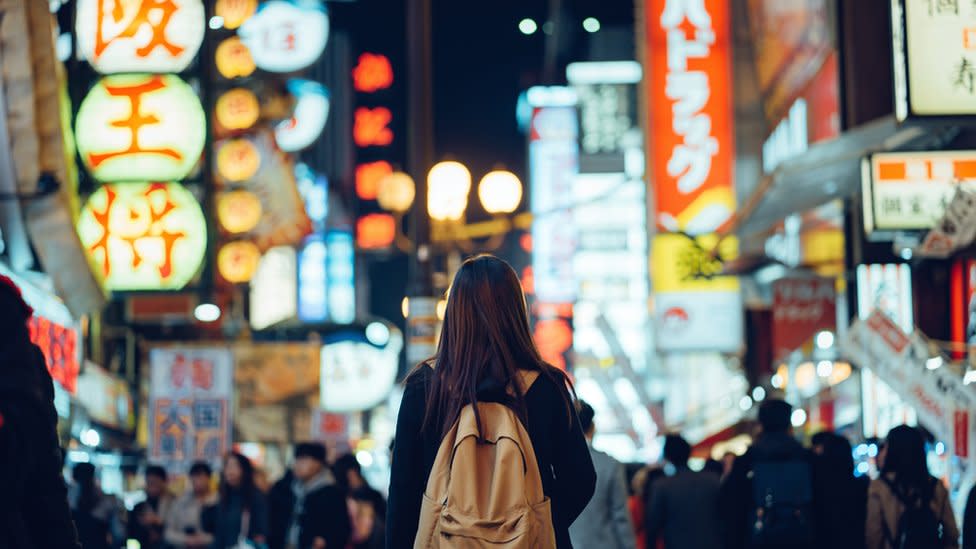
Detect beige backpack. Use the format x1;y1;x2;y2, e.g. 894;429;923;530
414;370;557;549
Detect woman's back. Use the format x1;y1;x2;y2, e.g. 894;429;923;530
866;473;959;549
386;364;595;549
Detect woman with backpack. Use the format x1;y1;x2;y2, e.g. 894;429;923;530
866;425;959;549
386;255;596;548
210;452;269;549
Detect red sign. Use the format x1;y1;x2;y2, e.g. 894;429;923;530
772;278;836;360
646;0;735;234
353;53;393;93
865;311;912;355
29;316;80;393
955;410;969;458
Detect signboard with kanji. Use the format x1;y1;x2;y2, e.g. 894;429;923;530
75;74;206;183
863;151;976;234
893;0;976;120
238;0;329;73
149;348;233;472
76;0;205;74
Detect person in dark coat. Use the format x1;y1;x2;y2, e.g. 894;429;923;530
811;432;868;549
210;452;269;549
268;443;351;549
719;399;816;549
386;255;596;549
334;453;387;519
964;483;976;549
646;434;722;549
0;274;80;549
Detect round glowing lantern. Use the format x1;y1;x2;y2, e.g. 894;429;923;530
238;0;329;73
75;74;206;183
216;88;260;131
217;190;263;233
218;241;262;283
377;171;416;213
76;0;205;74
77;183;207;291
216;37;256;79
216;0;258;29
216;138;261;182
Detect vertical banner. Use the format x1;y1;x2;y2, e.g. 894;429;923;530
646;0;735;234
149;348;233;472
772;278;837;360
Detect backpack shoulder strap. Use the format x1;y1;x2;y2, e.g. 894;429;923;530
515;369;541;394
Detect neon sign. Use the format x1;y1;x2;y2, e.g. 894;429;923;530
274;80;330;152
76;0;205;74
238;0;329;73
75;74;206;183
77;183;207;291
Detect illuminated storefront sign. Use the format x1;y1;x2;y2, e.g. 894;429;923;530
645;0;735;235
862;151;976;234
274;79;330;152
215;138;261;183
772;277;836;361
77;183;208;291
250;246;298;330
216;88;260;131
216;0;257;30
356;161;393;200
76;362;134;431
76;0;205;74
218;240;262;283
893;0;976;120
356;213;395;250
353;53;394;93
238;0;329;73
75;74;206;183
353;107;394;147
320;328;401;413
652;233;742;352
530;104;578;303
326;231;355;324
215;37;256;79
298;236;328;323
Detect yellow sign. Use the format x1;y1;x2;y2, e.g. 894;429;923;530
215;0;257;30
77;183;207;291
75;74;205;183
218;241;261;283
217;190;263;234
216;88;260;131
215;37;256;79
651;233;739;293
216;138;261;182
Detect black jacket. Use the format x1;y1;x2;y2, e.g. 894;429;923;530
719;432;816;549
965;485;976;549
386;365;596;549
812;451;868;549
268;472;352;549
0;338;80;549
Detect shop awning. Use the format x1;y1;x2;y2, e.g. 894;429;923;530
734;116;941;239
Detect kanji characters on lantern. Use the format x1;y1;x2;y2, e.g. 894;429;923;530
238;0;329;73
77;183;208;290
353;107;394;147
76;0;206;74
215;138;262;182
216;37;257;79
216;88;261;131
75;74;206;182
353;53;394;93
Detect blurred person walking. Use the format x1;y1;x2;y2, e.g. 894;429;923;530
866;425;959;549
129;465;174;549
268;442;350;549
0;275;80;548
646;435;722;549
334;453;387;521
720;399;815;549
811;432;867;549
386;255;596;548
165;461;217;549
637;466;666;549
349;487;386;549
211;452;269;549
965;484;976;549
567;401;636;549
70;462;126;549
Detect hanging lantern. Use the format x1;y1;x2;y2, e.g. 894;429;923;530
215;138;261;183
238;0;329;73
216;88;260;131
76;0;205;74
77;183;207;291
215;0;258;29
356;213;396;250
75;74;206;183
215;36;256;79
217;190;263;233
217;241;262;283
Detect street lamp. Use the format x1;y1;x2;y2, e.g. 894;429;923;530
427;161;472;221
478;170;523;214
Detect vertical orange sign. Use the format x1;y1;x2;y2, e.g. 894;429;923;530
646;0;735;234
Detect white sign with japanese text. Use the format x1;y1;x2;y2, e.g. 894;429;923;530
148;348;233;472
895;0;976;118
238;0;329;73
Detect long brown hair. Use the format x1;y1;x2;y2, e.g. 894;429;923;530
413;254;575;438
